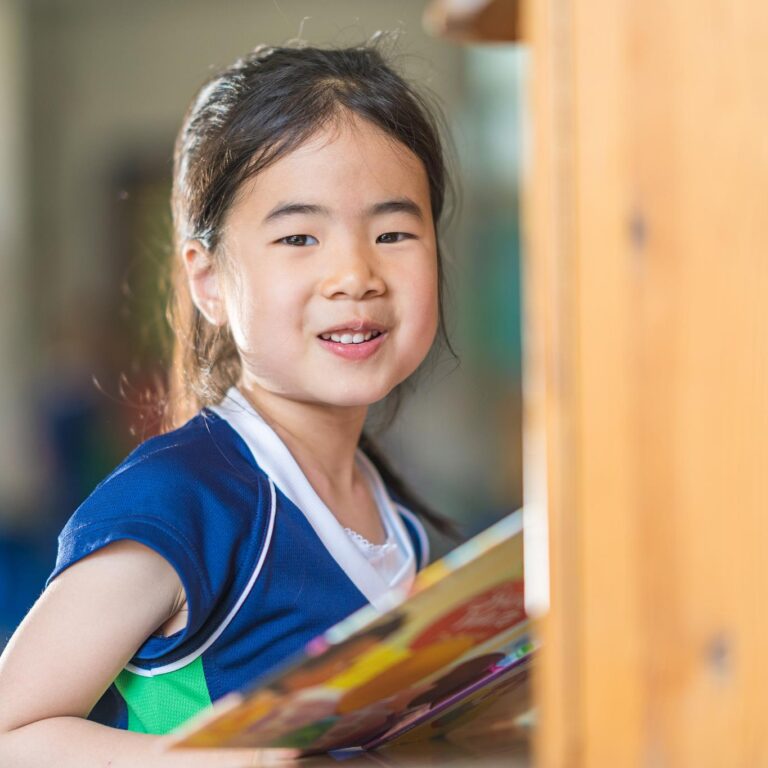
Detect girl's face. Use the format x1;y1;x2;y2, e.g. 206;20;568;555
194;115;439;409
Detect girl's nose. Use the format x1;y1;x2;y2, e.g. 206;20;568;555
319;245;387;300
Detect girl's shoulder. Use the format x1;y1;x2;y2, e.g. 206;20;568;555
51;409;273;606
60;409;271;541
100;409;259;492
49;410;276;662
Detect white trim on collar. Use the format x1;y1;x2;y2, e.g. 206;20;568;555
210;387;415;610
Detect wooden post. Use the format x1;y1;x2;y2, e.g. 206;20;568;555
525;1;768;765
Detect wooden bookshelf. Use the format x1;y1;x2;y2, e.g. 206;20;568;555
524;1;768;765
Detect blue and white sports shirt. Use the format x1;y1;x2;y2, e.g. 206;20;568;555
48;387;430;734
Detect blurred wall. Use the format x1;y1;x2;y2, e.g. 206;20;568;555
0;0;35;521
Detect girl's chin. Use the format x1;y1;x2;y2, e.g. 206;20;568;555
312;389;393;409
240;370;405;408
307;378;402;408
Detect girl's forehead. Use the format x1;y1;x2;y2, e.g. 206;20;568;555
287;114;414;161
233;115;430;217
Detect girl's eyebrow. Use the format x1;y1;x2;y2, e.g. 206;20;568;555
262;197;424;225
263;202;330;224
368;197;424;221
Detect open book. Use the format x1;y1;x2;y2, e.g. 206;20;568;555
170;511;533;754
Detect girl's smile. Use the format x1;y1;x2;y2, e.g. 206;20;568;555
186;113;439;410
317;327;388;361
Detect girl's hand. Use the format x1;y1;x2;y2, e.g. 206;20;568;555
153;737;301;767
0;719;301;768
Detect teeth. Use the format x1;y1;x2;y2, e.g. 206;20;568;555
322;330;382;344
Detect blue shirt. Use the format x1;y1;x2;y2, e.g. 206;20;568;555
48;389;429;733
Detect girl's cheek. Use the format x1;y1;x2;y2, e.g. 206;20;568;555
221;274;268;354
409;263;440;336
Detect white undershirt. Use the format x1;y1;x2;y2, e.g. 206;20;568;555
343;513;409;588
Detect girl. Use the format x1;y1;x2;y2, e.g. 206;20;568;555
0;43;456;767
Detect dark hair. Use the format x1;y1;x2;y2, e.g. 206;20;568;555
168;43;459;539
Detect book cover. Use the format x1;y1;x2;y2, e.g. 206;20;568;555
170;510;531;753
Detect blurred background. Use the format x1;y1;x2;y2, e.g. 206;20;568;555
0;0;525;647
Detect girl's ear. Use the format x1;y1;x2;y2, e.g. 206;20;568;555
182;240;227;326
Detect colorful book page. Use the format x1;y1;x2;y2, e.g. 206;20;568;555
171;511;526;752
364;635;535;749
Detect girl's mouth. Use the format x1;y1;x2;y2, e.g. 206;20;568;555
319;329;383;344
317;330;387;360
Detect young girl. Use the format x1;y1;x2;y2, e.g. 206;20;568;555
0;43;456;767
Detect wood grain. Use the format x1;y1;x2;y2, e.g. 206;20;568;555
524;1;768;765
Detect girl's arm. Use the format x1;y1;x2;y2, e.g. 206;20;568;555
0;541;297;768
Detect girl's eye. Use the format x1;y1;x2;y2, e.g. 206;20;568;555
279;234;318;246
376;232;414;244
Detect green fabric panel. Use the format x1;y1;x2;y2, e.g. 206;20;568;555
115;656;213;734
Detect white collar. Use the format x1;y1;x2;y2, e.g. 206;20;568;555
210;387;415;610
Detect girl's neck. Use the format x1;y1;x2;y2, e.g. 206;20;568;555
237;377;368;495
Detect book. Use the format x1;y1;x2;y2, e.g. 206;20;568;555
170;510;533;754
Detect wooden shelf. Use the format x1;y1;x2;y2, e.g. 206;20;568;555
423;0;522;43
